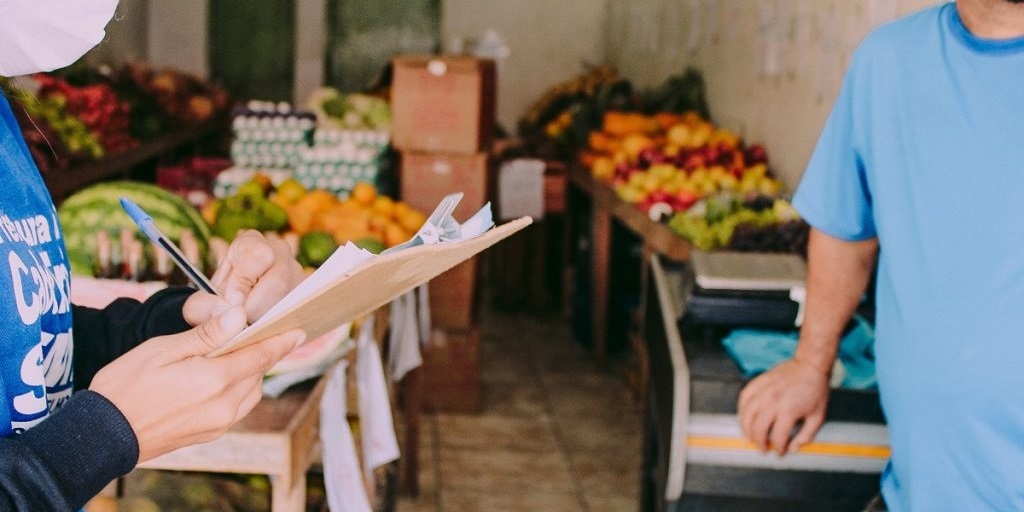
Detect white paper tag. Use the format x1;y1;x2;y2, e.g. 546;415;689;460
356;317;401;470
498;159;545;221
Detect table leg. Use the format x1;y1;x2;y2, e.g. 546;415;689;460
271;473;306;512
400;367;423;497
592;207;612;368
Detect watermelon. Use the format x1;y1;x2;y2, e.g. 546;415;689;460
58;181;211;276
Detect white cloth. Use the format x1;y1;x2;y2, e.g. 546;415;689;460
388;291;423;382
355;315;401;471
0;0;120;77
320;361;372;512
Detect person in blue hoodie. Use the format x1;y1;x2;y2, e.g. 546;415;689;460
738;1;1024;510
0;2;308;510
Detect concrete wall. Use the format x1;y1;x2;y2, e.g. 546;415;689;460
442;0;610;132
606;0;942;186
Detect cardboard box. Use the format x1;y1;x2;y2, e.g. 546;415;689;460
401;151;490;328
400;152;490;228
392;56;496;154
422;327;480;413
429;258;479;329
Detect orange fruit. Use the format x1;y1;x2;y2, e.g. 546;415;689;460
384;223;410;248
393;201;411;222
398;209;427;233
351;182;377;206
287;204;317;235
371;195;395;217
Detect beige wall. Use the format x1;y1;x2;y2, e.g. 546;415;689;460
607;0;943;187
442;0;610;132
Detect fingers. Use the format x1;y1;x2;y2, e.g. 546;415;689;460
218;230;277;306
769;415;798;455
182;292;233;326
215;329;305;382
790;410;825;452
178;306;249;357
748;406;775;453
212;231;301;322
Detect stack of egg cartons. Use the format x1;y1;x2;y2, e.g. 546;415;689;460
293;128;390;196
216;101;316;197
229;101;315;169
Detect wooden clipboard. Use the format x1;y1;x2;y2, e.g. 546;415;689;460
208;217;532;357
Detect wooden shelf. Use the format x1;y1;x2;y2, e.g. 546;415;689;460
569;165;691;263
43;118;223;203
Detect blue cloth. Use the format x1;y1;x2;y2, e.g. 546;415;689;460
792;4;1024;510
722;316;877;390
0;93;74;436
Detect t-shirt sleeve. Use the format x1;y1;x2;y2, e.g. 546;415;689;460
792;61;877;241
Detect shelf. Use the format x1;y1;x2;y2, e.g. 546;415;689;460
569;165;691;263
43;118;223;203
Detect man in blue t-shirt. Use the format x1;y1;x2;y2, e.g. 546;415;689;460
738;1;1024;510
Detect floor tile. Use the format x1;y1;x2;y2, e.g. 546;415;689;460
437;413;559;453
479;380;549;419
442;489;585;512
438;448;576;495
586;493;640;512
571;450;643;498
556;415;644;455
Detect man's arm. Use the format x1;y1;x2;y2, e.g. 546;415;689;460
738;228;878;454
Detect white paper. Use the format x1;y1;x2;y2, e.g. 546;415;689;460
237;243;374;340
498;159;545;221
388;291;423;382
321;362;372;512
355;316;401;471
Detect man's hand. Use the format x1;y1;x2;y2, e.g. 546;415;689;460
183;230;304;325
737;358;830;455
90;305;305;462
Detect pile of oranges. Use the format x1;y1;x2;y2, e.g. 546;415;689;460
272;180;426;248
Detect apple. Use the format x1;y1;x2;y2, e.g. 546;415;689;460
683;153;707;171
746;144;769;165
675;190;699;210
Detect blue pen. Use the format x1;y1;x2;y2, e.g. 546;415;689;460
120;197;218;294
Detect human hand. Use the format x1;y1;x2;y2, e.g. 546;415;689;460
183;230;304;325
737;358;830;455
90;306;305;462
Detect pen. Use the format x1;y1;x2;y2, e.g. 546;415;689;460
120;197;218;295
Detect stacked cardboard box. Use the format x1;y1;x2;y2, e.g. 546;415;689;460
392;56;496;413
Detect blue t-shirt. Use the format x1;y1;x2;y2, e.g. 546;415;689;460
793;3;1024;510
0;93;75;437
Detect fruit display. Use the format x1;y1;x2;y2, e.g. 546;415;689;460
516;67;712;162
584;110;806;253
668;193;808;253
208;176;426;268
58;181;212;276
0;64;230;174
34;74;138;155
306;87;391;131
115;63;231;128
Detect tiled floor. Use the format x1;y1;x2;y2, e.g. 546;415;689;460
398;308;643;512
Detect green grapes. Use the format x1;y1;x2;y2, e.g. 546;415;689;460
669;198;789;251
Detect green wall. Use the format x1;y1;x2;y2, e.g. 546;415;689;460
209;1;296;102
326;0;441;92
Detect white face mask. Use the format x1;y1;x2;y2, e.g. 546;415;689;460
0;0;120;77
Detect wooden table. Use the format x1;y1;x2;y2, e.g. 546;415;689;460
138;371;329;512
568;165;691;367
136;306;421;511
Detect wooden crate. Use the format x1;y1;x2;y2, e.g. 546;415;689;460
422;327;480;413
